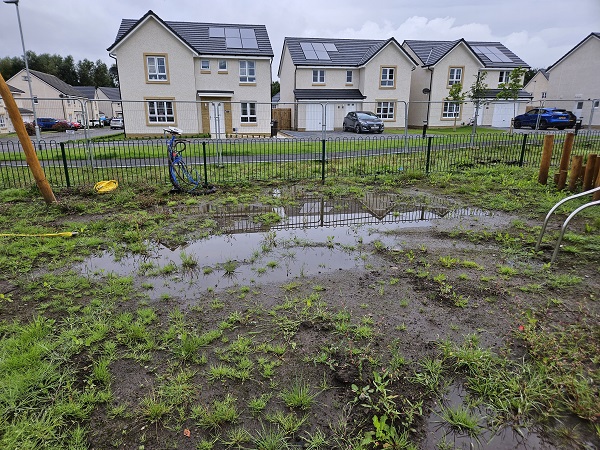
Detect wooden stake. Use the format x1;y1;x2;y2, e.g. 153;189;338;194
556;133;574;190
0;73;57;204
583;154;597;191
568;155;583;192
538;134;554;185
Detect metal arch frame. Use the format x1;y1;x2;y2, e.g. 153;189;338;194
535;186;600;263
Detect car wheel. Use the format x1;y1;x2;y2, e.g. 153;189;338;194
557;126;566;130
539;120;548;130
355;125;361;134
513;120;521;129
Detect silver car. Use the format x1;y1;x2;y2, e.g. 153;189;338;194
110;118;124;130
342;111;384;134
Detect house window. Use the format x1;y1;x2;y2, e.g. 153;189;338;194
33;96;38;104
0;115;5;128
146;55;167;81
442;101;461;119
448;67;463;86
376;101;395;119
498;71;511;84
541;92;547;99
380;67;395;87
313;69;325;83
346;70;353;83
147;100;175;123
201;60;210;70
239;60;255;83
219;60;227;71
594;100;599;109
241;102;257;123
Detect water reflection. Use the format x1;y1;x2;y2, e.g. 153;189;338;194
79;192;490;299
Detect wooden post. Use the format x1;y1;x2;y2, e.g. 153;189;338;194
568;155;583;192
583;154;597;191
538;134;554;185
594;170;600;201
556;133;574;190
0;73;57;204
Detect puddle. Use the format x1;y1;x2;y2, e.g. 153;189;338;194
421;383;596;450
79;192;491;299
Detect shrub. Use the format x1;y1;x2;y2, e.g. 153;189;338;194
24;122;35;136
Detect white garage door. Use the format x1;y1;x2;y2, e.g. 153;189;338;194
305;104;334;131
492;103;516;128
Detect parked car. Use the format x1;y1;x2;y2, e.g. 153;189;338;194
110;118;124;129
555;109;577;128
342;111;384;134
513;108;572;130
36;117;58;131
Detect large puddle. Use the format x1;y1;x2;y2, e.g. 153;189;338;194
79;192;490;299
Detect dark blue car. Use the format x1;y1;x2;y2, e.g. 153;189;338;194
513;108;571;130
35;117;58;131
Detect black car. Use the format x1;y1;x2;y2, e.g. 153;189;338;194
342;111;384;134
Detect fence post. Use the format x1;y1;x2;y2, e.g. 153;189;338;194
425;137;432;174
202;141;209;188
538;134;554;185
519;133;528;167
60;142;71;188
321;139;326;184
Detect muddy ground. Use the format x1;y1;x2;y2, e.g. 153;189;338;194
1;185;598;450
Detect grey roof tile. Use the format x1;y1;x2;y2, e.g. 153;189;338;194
285;37;415;67
294;89;366;100
404;39;528;68
29;70;85;97
75;86;97;99
109;10;273;57
8;84;24;93
98;87;121;101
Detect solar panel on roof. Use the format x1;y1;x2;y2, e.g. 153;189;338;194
209;27;224;38
299;42;331;60
324;43;338;52
488;46;512;63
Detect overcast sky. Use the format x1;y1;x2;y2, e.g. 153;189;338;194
2;0;599;80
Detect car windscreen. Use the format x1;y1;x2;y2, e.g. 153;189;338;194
356;113;378;120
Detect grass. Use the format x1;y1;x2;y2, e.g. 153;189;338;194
0;165;598;448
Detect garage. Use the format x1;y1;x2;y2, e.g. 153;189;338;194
305;103;335;131
492;102;517;128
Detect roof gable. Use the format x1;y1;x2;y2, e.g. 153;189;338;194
98;87;121;101
547;32;600;72
29;70;84;97
283;37;416;68
404;39;528;68
108;10;273;57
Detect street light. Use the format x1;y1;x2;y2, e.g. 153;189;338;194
4;0;42;147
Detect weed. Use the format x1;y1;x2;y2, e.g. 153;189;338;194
439;405;481;438
439;256;460;268
192;394;239;429
280;378;316;410
266;410;308;434
303;428;329;449
252;424;290;450
249;393;272;415
180;251;198;269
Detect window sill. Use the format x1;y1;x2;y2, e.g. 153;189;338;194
240;122;258;127
200;70;211;74
239;82;257;86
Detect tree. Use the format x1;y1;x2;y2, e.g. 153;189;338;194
92;60;113;87
468;71;488;134
271;81;280;98
76;59;95;86
496;67;526;134
109;63;119;87
445;82;466;131
523;68;537;85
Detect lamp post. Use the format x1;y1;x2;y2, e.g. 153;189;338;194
4;0;41;147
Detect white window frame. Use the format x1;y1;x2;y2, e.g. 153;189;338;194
219;60;228;71
0;115;5;128
442;101;461;119
498;71;511;84
346;70;353;84
380;67;395;87
376;101;395;119
201;60;210;70
147;100;175;123
241;102;257;123
147;55;167;81
33;96;39;104
312;69;325;84
239;60;256;83
593;100;599;109
448;67;462;86
541;92;547;99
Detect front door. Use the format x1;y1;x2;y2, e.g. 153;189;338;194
209;102;226;139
